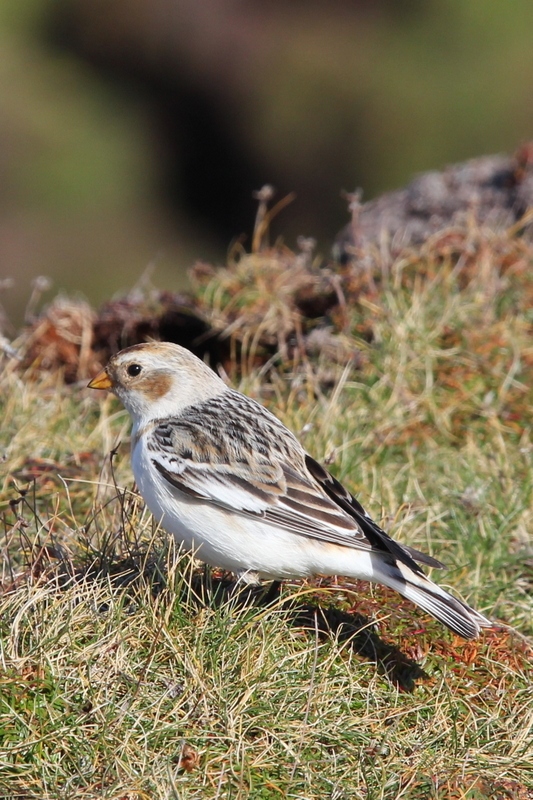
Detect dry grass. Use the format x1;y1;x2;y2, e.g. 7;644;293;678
1;218;532;799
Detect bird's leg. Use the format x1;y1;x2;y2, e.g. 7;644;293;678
234;574;283;607
201;562;213;604
230;569;262;606
261;580;282;606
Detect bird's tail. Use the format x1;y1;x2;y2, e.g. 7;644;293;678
373;558;492;639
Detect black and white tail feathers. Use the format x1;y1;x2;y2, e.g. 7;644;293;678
305;455;492;639
373;559;492;639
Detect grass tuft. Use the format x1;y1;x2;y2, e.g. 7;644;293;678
1;217;532;797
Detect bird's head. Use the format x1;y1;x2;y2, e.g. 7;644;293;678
88;342;225;426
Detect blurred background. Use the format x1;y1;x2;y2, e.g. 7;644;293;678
2;0;533;327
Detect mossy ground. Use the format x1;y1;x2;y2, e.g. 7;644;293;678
1;220;532;799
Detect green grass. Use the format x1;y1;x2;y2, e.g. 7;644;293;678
1;228;532;798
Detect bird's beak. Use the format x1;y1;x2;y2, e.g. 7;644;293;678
88;369;113;391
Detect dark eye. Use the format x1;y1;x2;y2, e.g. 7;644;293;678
126;363;142;377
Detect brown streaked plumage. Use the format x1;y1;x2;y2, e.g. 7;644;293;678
89;341;493;640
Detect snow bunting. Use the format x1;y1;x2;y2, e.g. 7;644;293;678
88;342;492;639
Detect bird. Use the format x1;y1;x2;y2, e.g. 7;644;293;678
88;341;492;639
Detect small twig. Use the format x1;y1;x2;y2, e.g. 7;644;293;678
0;334;21;361
252;186;296;252
24;276;52;324
213;762;226;799
289;607;320;784
252;185;275;252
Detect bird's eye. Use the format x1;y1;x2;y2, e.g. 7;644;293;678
126;363;142;377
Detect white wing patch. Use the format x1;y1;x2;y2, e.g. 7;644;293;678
149;446;372;553
144;406;441;570
149;446;283;512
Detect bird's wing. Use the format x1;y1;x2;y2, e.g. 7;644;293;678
151;454;373;549
303;455;444;571
146;412;444;569
147;417;373;551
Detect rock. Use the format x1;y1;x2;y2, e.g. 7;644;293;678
334;144;533;262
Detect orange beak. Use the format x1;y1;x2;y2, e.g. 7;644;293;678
88;369;113;391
